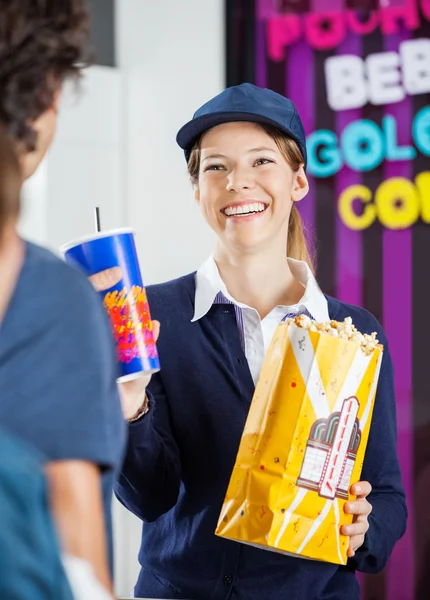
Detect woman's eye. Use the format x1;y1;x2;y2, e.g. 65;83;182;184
254;157;274;167
204;164;225;172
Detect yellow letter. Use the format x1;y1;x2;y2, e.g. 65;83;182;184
375;177;419;230
415;171;430;224
338;184;376;230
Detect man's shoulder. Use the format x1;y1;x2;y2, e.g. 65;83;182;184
3;242;113;356
23;242;107;323
25;241;97;302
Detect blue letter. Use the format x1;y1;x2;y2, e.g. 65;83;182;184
413;105;430;157
306;130;342;178
383;115;416;161
341;119;384;172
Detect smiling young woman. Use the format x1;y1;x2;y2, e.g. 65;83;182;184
189;122;313;263
90;83;406;600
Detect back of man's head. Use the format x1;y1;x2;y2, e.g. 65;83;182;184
0;0;90;151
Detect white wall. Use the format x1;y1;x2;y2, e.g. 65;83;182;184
20;1;224;597
19;160;49;245
19;66;125;250
117;0;223;285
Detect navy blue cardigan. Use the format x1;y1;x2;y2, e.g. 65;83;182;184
116;273;407;600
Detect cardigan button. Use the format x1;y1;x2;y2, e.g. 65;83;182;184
223;574;233;585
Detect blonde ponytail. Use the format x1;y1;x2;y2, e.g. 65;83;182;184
287;203;314;272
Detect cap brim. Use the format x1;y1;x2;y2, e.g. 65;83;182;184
176;111;307;166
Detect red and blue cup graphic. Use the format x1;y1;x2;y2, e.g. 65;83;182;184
61;228;160;381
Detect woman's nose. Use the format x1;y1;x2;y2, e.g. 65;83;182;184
226;167;255;192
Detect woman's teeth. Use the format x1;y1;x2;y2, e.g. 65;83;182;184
223;202;267;217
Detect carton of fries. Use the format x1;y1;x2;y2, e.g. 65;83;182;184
216;316;383;565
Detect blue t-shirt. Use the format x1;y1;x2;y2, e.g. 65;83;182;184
0;428;74;600
0;241;126;569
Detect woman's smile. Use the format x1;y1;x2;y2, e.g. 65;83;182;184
221;200;269;220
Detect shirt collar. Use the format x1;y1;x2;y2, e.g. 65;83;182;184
192;255;329;323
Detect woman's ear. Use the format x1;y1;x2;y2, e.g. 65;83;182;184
194;185;200;203
291;165;309;203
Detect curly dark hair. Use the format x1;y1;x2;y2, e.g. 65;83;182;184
0;0;91;151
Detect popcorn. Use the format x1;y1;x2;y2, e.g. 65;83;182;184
216;316;384;566
294;313;312;329
292;315;381;355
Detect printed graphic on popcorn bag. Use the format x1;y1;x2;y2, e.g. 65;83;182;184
216;317;383;565
297;396;361;501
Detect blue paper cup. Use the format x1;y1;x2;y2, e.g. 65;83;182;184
61;228;160;382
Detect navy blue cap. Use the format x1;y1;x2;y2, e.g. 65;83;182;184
176;83;307;167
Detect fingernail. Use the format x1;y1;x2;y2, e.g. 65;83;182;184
355;486;361;494
348;503;356;512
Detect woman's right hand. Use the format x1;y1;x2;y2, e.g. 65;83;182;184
118;320;160;419
88;268;160;420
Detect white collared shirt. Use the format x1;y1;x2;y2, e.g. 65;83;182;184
192;255;330;385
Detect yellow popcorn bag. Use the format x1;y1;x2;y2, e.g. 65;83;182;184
216;317;383;565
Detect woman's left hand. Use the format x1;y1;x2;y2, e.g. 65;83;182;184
341;481;373;558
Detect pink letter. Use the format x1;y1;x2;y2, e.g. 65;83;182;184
346;9;380;35
421;0;430;20
305;12;345;51
267;15;302;62
381;0;419;35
